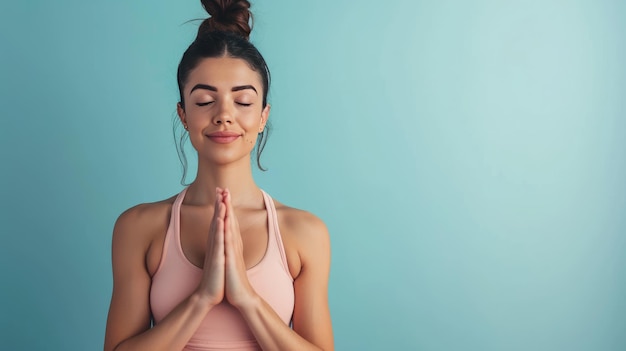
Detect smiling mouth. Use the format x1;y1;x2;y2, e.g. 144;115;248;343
206;135;240;144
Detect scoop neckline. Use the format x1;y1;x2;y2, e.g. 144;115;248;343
175;186;270;274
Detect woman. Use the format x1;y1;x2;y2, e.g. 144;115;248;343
103;1;334;350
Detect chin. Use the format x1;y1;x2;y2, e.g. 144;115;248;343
200;151;251;167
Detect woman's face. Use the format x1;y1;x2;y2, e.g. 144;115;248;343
178;56;269;166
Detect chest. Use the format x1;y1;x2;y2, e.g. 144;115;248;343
148;203;296;329
179;206;269;270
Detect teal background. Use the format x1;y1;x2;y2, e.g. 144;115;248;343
1;0;625;350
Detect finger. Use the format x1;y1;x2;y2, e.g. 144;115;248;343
218;195;226;219
225;189;240;234
207;200;219;249
222;190;233;247
223;188;236;223
212;187;223;222
222;188;230;224
223;192;241;257
209;188;223;239
215;202;225;247
211;202;226;265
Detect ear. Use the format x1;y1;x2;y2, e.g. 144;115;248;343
177;102;186;125
259;104;270;133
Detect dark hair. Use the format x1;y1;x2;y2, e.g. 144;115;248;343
174;0;271;185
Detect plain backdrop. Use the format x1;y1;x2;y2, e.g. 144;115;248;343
1;0;625;350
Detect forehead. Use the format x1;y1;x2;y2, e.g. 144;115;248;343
186;57;263;93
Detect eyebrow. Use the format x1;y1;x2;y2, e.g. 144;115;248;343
190;84;258;94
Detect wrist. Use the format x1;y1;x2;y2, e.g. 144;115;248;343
234;292;262;315
191;289;220;311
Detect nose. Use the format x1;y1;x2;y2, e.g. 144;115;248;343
213;101;233;125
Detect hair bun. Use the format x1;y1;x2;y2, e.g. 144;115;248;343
198;0;252;40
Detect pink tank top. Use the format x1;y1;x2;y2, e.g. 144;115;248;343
150;187;294;350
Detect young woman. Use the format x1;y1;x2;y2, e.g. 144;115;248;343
103;1;334;350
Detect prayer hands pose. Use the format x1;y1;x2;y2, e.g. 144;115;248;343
196;187;256;309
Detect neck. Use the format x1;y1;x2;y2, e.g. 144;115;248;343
185;156;263;209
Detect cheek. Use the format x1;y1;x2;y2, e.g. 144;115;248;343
185;110;205;127
241;119;259;145
239;112;263;143
243;133;257;145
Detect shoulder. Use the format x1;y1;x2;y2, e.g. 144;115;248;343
111;194;178;255
272;198;331;277
274;199;329;244
113;195;176;236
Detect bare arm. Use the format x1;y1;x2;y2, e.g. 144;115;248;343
222;190;334;351
237;249;334;351
104;193;227;351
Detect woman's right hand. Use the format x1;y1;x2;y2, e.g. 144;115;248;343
195;187;226;306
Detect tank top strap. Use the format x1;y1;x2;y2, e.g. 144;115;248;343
170;185;189;247
153;186;189;276
168;186;188;244
261;189;292;279
172;186;189;224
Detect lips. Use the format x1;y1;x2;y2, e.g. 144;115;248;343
206;131;241;144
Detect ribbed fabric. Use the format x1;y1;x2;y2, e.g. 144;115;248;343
150;187;294;350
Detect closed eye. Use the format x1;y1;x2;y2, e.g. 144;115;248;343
196;101;214;106
237;102;252;107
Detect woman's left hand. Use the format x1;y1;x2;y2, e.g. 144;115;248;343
222;189;258;309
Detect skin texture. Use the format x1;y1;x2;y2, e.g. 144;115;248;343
103;56;334;351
